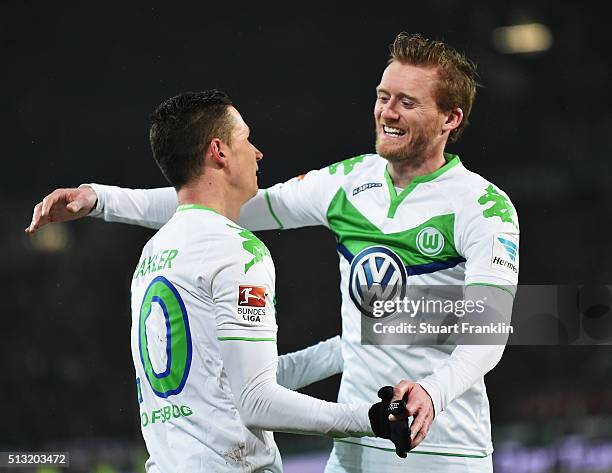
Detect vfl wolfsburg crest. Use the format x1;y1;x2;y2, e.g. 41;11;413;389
349;246;407;318
416;227;445;256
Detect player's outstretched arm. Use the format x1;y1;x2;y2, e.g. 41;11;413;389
28;182;284;232
82;184;178;229
219;338;370;437
26;186;97;233
277;336;343;390
219;338;410;457
416;285;512;412
238;164;344;232
28;160;343;234
27;184;179;232
389;285;514;449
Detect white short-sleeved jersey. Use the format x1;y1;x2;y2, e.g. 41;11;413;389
131;204;282;472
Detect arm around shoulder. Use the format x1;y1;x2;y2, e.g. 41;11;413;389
85;183;178;229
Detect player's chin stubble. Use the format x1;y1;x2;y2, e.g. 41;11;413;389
375;123;438;166
376;133;428;165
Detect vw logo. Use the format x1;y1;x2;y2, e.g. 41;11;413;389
349;246;407;318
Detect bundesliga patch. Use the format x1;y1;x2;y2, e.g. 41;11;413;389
238;285;267;307
491;233;519;275
237;285;267;322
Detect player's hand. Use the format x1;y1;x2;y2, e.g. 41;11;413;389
388;380;435;449
25;186;98;234
368;386;411;458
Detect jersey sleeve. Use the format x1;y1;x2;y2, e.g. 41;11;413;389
236;190;282;231
277;336;344;390
416;285;513;415
211;233;278;341
86;184;178;229
456;183;520;293
238;163;346;231
218;339;372;436
417;183;519;415
86;157;352;232
212;233;372;437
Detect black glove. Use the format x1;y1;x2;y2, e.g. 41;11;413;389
368;386;411;458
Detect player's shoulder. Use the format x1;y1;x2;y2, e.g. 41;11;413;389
162;205;229;241
136;209;273;284
169;207;273;276
135;205;229;268
155;204;259;257
179;208;269;252
462;165;513;200
288;153;382;199
221;223;274;277
447;158;512;199
452;161;519;230
321;153;382;180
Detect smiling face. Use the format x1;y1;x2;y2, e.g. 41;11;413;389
374;61;451;164
225;106;263;200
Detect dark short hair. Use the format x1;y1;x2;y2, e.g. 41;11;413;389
149;90;234;189
389;33;478;143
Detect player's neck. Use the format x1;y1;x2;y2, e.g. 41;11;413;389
386;150;446;189
177;178;244;223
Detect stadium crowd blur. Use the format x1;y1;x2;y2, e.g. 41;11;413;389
4;2;612;472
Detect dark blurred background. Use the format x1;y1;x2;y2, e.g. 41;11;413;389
4;1;612;472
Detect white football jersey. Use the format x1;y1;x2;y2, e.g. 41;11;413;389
238;153;519;458
130;204;282;472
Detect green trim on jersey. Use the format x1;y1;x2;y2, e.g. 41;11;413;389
384;153;460;218
217;336;276;342
466;282;515;297
334;440;489;458
176;204;218;214
327;189;461;266
264;189;284;229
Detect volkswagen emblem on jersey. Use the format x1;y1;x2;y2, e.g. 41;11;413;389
349;246;407;318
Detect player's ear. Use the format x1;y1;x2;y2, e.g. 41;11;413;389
442;107;463;134
209;138;228;168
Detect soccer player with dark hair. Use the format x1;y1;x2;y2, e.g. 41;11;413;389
37;89;408;471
